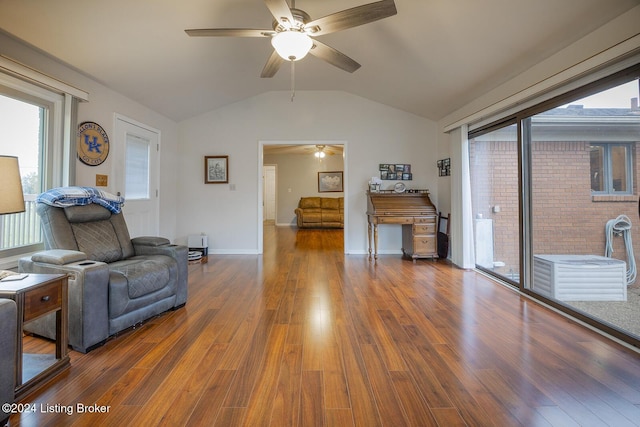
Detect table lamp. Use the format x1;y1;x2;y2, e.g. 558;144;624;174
0;155;25;215
0;155;27;281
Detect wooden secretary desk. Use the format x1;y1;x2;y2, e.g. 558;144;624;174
366;190;438;262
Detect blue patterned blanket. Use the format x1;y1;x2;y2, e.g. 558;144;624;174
37;186;125;214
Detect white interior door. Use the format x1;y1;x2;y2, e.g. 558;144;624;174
114;114;160;238
264;165;276;222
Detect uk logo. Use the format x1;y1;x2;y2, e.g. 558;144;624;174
83;135;102;153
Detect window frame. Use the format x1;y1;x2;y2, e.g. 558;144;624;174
0;71;78;267
589;142;634;195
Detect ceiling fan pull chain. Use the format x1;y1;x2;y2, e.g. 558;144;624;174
290;60;295;102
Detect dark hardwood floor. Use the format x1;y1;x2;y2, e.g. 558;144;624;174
9;225;640;426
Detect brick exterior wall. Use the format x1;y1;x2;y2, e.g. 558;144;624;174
470;140;639;279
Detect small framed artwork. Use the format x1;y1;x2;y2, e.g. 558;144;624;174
437;158;451;177
318;171;343;192
204;155;229;184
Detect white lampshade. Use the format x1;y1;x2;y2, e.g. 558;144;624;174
0;156;25;214
271;31;313;61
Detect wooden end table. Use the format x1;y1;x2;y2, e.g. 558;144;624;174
0;273;70;399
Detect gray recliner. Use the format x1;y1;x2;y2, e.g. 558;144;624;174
0;298;16;426
19;202;188;353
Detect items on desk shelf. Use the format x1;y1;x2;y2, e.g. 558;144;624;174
368;176;382;193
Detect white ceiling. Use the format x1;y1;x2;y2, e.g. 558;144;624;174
0;0;638;123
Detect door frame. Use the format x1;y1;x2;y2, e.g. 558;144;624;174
263;164;277;223
113;113;161;236
257;140;348;254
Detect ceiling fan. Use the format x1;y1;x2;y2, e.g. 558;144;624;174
185;0;397;78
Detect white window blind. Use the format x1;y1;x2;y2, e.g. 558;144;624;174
125;134;150;200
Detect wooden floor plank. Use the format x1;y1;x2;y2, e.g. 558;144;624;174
323;341;351;410
242;324;288;427
389;370;439;427
359;343;409;426
325;408;355;427
186;369;237;426
10;225;640;427
270;344;303;427
299;370;324;427
223;310;277;407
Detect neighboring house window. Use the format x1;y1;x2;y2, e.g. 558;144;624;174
589;143;633;194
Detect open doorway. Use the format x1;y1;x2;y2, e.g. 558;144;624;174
263;164;276;225
258;141;347;254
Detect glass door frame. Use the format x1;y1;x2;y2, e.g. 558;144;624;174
468;62;640;349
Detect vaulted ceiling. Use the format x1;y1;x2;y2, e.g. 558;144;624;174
0;0;638;122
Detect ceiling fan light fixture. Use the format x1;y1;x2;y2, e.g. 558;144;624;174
271;31;313;61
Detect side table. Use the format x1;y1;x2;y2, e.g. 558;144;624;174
0;273;70;399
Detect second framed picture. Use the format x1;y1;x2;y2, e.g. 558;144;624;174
204;155;229;184
318;171;343;192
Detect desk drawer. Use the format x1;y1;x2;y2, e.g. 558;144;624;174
378;216;413;224
413;236;436;255
414;216;435;224
24;282;62;322
414;224;436;235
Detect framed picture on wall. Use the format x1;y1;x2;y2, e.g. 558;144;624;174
379;163;412;180
204;155;229;184
318;171;343;192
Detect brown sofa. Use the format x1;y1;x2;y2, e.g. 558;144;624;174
295;197;344;228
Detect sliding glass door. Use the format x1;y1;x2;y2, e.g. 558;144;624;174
468;69;640;345
528;79;640;340
469;123;521;284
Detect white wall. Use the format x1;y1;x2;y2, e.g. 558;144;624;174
263;152;344;226
0;33;181;241
177;91;438;254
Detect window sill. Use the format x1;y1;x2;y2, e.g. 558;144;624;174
591;194;638;202
0;252;32;270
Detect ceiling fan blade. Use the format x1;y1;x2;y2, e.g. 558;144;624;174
185;28;274;37
309;40;361;73
261;50;285;78
264;0;295;28
305;0;397;36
